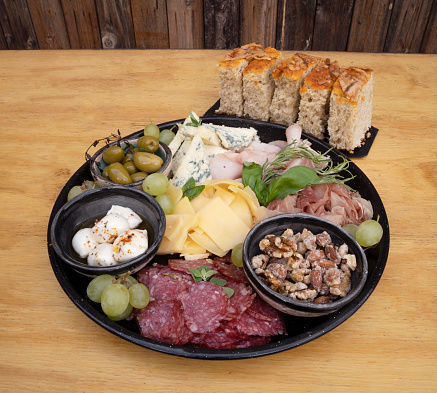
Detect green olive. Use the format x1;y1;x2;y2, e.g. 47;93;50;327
106;162;133;184
133;152;163;173
123;161;138;174
101;166;110;178
137;135;159;153
130;172;148;182
102;146;125;164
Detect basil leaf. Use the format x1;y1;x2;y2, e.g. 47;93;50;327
222;287;234;298
266;166;319;204
210;277;227;287
242;162;268;206
183;185;205;201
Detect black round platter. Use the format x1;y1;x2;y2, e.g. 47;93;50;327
47;117;389;360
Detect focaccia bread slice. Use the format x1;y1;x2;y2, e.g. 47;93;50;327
327;67;374;151
242;47;282;121
297;59;342;140
216;43;266;117
269;53;321;125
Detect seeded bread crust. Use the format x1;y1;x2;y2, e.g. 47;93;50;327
242;47;282;122
297;60;342;140
216;43;268;117
327;67;374;151
269;53;322;126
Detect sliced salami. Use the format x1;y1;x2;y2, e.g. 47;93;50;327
191;327;241;349
246;295;284;322
179;281;229;333
136;300;193;345
213;257;249;283
168;258;214;274
227;310;286;336
222;280;256;321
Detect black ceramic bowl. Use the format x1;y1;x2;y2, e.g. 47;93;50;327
243;213;368;317
89;138;172;190
49;186;166;277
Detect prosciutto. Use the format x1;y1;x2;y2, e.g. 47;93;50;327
260;183;373;226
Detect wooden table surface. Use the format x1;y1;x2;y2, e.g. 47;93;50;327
1;49;436;392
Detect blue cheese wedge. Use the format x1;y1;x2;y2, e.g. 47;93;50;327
204;145;228;162
203;124;257;151
172;138;191;173
178;124;222;146
168;132;186;155
171;134;211;188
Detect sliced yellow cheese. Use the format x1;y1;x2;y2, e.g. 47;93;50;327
205;178;243;189
189;192;212;212
188;231;227;257
229;194;253;228
173;196;195;214
229;185;261;216
212;185;235;206
157;213;198;255
163;215;184;242
196;196;250;252
165;181;183;204
181;237;208;255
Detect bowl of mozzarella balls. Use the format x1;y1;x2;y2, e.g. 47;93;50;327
50;186;166;277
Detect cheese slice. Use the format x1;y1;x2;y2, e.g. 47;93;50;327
212;186;235;206
229;185;261;216
196;196;250;252
157;213;198;255
181;237;208;255
229;194;253;227
165;181;183;204
167;132;186;155
173;196;195;214
188;231;226;257
163;215;185;242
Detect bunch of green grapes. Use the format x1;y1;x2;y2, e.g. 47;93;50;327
343;219;383;248
86;273;150;320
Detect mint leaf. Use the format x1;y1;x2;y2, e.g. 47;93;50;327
182;177;205;201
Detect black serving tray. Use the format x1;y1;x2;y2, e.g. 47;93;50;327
47;117;389;360
203;100;379;158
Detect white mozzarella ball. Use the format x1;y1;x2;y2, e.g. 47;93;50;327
106;205;142;229
112;229;148;263
72;228;98;259
87;243;118;267
92;213;130;244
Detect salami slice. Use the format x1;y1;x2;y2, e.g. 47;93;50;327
191;327;241;349
136;300;193;345
246;295;284;322
227;310;286;336
222;280;256;321
168;258;214;274
213;257;249;283
179;281;229;333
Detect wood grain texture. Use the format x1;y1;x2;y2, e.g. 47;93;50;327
384;0;434;53
0;0;38;49
95;0;136;49
240;0;278;47
204;0;239;49
61;0;101;49
347;0;394;52
167;0;204;49
131;0;169;49
0;49;437;393
276;0;317;50
26;0;70;49
420;0;437;53
312;0;355;51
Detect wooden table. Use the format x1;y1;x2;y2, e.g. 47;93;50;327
1;50;436;392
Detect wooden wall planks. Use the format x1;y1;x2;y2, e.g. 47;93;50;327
0;0;435;53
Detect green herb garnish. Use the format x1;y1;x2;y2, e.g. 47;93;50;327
189;265;234;298
182;177;205;201
242;140;355;207
185;112;202;127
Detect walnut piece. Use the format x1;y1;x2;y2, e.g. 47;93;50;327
259;234;297;258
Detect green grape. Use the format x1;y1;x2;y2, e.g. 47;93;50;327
158;129;175;145
124;275;138;287
128;283;150;309
142;173;169;196
342;224;358;238
81;180;98;191
101;283;130;317
231;243;243;267
108;304;133;321
155;194;175;214
355;220;383;247
144;124;160;139
67;185;83;201
86;274;115;303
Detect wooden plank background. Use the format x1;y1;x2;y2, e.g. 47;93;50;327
0;0;436;53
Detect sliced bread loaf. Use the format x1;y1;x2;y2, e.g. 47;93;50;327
269;53;321;125
242;47;282;121
327;67;374;151
297;59;342;140
216;43;265;117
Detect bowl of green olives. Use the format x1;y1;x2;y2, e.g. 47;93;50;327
89;135;172;190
